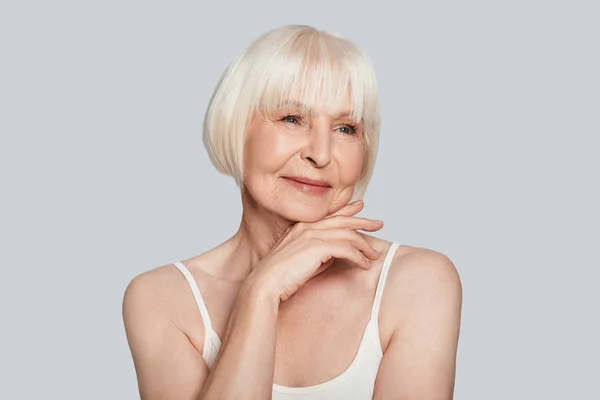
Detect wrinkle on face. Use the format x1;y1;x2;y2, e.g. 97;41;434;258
242;97;364;220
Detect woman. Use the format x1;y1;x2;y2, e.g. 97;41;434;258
123;25;462;399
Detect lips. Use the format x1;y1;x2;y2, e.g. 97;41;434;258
282;176;331;187
281;176;331;196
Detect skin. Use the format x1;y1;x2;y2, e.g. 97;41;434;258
123;99;463;399
228;99;367;277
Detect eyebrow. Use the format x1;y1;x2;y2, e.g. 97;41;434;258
277;101;354;118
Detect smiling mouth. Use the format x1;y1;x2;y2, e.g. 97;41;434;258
281;176;331;187
281;176;332;196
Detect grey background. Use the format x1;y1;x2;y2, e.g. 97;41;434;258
1;0;598;398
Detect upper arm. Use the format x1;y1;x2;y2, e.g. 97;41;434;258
373;250;463;400
122;271;209;400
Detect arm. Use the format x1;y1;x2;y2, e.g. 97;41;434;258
122;271;208;400
373;251;463;400
198;281;279;399
122;270;280;400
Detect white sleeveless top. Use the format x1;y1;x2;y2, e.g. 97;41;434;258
173;242;400;399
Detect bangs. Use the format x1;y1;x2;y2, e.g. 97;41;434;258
246;31;375;124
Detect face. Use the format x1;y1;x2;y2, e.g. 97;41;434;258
242;98;365;222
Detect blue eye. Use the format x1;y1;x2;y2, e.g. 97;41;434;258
338;124;358;135
282;115;301;124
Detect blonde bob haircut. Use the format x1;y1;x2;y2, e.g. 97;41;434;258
202;24;380;201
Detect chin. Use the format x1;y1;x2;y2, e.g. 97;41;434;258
244;178;354;223
273;191;354;223
277;204;330;223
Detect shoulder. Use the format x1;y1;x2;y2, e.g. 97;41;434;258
123;263;187;305
122;264;212;397
122;262;200;334
123;250;223;311
122;254;237;347
391;246;461;287
362;234;460;283
122;264;182;324
372;245;462;396
386;245;462;327
122;262;212;358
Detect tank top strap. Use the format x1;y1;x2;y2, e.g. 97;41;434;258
172;261;222;365
370;243;400;322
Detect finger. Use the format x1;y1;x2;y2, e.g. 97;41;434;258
317;241;371;270
306;228;379;260
313;258;335;277
314;215;384;232
325;200;364;219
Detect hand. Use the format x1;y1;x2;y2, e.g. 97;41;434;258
244;200;384;303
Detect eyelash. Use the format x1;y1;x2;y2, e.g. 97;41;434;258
280;115;358;135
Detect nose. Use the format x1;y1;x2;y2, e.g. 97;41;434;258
300;122;331;168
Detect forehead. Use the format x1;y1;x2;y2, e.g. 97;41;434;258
256;92;363;124
274;99;354;116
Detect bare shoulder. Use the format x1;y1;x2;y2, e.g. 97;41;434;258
359;234;457;278
386;244;463;327
122;249;241;355
122;241;231;317
123;262;193;318
124;262;183;295
122;257;222;342
390;245;461;284
122;263;211;399
122;262;201;345
371;245;462;397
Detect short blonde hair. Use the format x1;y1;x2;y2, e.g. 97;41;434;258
202;24;380;201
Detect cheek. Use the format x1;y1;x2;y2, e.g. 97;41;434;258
336;143;364;185
245;128;297;173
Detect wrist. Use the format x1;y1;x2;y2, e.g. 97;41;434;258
239;277;280;314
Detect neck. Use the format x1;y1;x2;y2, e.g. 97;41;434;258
225;187;295;281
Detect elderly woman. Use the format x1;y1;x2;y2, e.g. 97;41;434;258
123;25;462;400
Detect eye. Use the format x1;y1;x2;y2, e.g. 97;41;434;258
281;115;302;125
337;124;358;135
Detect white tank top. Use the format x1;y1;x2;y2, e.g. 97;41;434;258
173;242;400;399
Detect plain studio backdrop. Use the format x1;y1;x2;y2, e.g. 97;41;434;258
1;1;598;399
